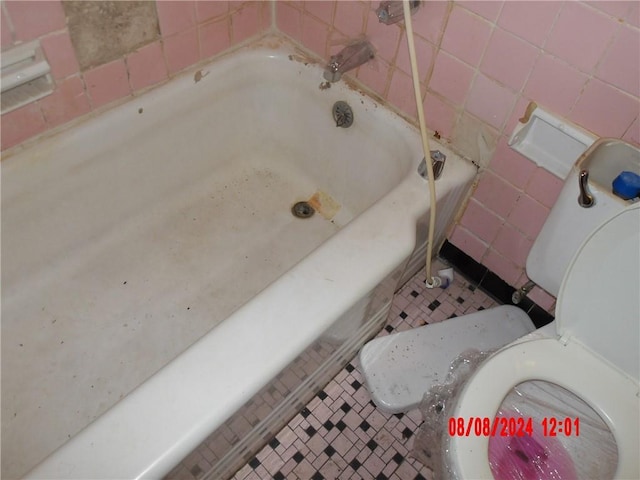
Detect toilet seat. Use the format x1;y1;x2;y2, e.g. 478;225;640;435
450;338;640;479
450;205;640;479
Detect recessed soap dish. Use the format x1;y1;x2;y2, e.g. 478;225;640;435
1;41;54;114
509;104;597;179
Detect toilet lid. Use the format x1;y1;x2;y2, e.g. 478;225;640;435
556;204;640;382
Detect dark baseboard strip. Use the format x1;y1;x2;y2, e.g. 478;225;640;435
439;240;554;329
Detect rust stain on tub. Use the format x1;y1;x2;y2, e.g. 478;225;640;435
287;50;318;66
307;190;341;220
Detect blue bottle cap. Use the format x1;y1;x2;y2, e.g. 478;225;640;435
612;171;640;200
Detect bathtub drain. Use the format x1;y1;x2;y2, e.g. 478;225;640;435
332;101;353;128
291;201;315;219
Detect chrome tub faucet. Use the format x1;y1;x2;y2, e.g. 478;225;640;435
323;41;375;83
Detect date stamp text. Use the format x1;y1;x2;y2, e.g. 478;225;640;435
448;417;580;437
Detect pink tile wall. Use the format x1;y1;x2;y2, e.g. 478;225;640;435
276;0;639;309
1;0;271;151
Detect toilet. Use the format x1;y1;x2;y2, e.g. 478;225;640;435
451;204;639;479
360;138;640;478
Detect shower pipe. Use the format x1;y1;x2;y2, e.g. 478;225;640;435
402;0;442;288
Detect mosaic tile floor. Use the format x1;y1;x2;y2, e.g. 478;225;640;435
171;261;498;480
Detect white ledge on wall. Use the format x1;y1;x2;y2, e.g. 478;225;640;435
508;104;597;179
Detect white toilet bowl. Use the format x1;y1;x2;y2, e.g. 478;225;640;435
449;204;640;479
450;339;639;478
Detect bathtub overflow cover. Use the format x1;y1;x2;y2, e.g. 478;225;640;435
292;201;315;219
332;101;353;128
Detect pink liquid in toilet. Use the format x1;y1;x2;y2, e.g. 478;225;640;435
488;410;577;480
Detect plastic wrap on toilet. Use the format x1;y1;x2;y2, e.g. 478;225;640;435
412;348;492;479
412;349;618;479
490;381;617;479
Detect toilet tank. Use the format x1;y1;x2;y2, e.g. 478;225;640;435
527;139;640;297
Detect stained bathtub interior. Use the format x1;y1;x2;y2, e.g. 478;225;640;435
2;35;476;479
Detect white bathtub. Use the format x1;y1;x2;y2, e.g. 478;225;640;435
2;35;476;479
